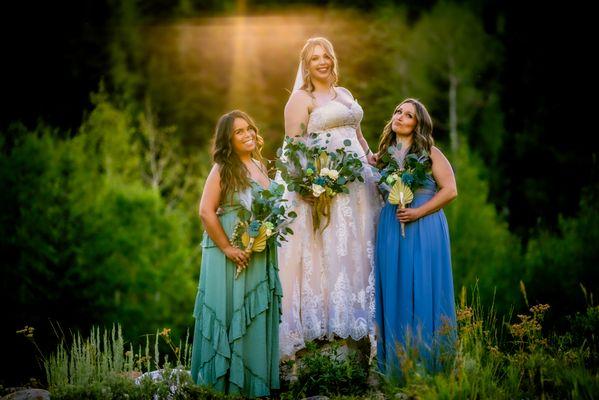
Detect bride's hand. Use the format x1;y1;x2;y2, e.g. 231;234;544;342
367;152;378;166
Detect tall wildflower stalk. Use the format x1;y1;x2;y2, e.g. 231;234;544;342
42;324;191;390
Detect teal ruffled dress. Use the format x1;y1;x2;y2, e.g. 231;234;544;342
190;181;282;397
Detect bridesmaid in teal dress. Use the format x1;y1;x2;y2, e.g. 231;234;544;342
374;99;458;378
191;110;282;397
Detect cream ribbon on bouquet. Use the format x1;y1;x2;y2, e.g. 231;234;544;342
233;222;273;278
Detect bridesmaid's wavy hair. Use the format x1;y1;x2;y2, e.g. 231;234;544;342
299;37;339;93
377;98;434;168
212;110;264;203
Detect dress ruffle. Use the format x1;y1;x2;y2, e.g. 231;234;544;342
229;276;279;341
192;243;282;398
193;295;230;384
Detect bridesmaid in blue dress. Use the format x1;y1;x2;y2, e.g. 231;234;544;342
374;98;458;378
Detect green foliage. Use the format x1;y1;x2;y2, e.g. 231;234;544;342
109;0;145;110
2;2;597;391
381;286;599;400
407;2;500;140
277;132;365;197
444;143;522;314
50;372;238;400
338;6;411;146
72;181;196;337
377;145;431;194
38;304;599;399
283;341;369;399
180;384;244;400
45;325;128;389
522;185;599;324
78;92;140;181
230;182;295;250
568;301;599;368
0;96;203;354
44;325;192;389
40;323;246;399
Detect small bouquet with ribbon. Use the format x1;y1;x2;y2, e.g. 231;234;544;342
276;132;364;232
230;182;296;278
378;144;431;237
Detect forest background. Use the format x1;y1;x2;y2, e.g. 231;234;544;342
0;0;596;387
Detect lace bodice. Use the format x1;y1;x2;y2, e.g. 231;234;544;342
306;99;368;161
307;99;363;133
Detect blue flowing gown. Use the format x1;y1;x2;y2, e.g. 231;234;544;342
375;173;457;377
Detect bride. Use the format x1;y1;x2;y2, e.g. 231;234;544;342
278;37;382;358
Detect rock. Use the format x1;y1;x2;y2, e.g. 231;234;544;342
371;391;386;400
367;368;382;388
0;389;50;400
279;358;298;383
134;369;191;400
119;370;142;380
317;340;351;360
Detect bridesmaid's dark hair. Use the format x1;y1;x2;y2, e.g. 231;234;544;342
212;110;264;203
377;98;434;168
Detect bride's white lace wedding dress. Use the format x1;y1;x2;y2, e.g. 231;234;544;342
278;97;383;358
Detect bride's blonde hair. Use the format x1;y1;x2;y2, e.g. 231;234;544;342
299;37;339;93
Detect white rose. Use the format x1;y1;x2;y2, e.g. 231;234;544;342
386;172;400;185
311;183;326;197
319;167;330;177
327;169;339;181
263;222;275;237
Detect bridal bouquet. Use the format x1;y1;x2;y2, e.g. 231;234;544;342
231;182;296;278
276;132;364;232
378;144;431;237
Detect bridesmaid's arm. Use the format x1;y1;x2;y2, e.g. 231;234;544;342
397;146;457;223
284;90;311;138
199;165;249;266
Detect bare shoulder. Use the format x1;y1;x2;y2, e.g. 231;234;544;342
252;158;268;174
286;89;312;108
430;146;453;169
430;146;447;159
208;164;221;179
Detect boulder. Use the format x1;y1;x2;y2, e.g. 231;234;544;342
0;389;50;400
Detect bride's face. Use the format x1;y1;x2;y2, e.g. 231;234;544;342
391;102;418;136
231;117;257;155
307;45;333;83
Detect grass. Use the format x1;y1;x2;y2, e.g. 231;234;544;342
12;283;599;399
43;324;192;390
376;283;599;400
281;340;370;399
